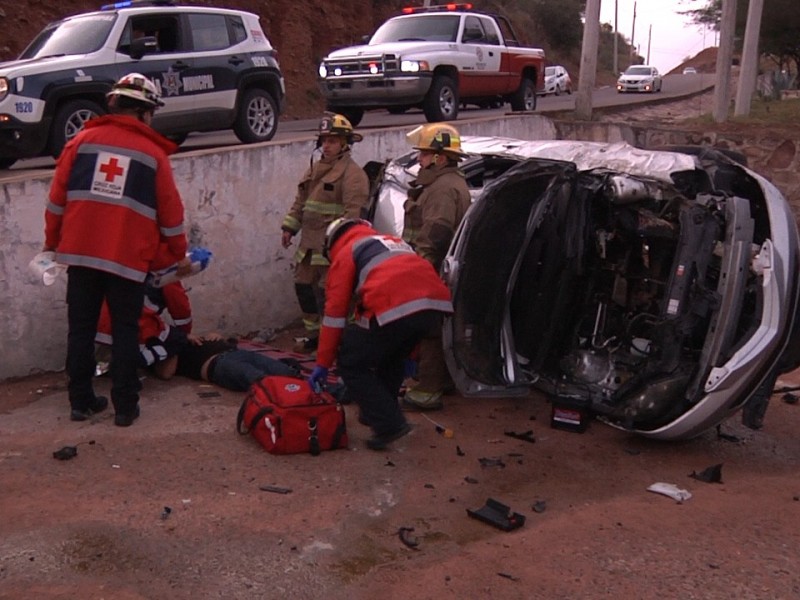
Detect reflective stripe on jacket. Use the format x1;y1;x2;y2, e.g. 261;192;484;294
281;149;369;259
45;114;187;282
316;224;453;368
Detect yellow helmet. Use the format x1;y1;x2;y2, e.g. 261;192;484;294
319;112;363;143
406;123;467;158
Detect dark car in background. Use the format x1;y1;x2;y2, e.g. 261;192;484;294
370;137;800;440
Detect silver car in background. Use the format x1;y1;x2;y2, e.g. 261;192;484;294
617;65;663;92
368;138;800;441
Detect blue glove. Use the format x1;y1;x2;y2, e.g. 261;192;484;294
309;365;329;392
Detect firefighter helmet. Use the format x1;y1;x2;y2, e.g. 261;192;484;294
107;72;164;108
319;112;363;144
406;123;467;158
324;217;372;259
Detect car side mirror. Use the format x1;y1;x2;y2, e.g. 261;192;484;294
361;34;371;44
129;36;158;60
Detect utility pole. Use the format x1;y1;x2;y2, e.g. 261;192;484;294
576;0;601;120
734;0;765;117
646;24;652;65
713;0;737;122
630;1;637;65
613;0;619;75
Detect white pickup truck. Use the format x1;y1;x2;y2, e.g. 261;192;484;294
317;4;546;125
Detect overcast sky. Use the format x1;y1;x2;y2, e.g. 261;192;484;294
598;0;714;73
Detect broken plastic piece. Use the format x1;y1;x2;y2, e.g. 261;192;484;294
647;482;692;502
689;463;723;483
398;527;419;549
53;446;78;460
259;485;292;494
467;498;526;531
504;430;535;443
160;506;172;520
478;457;506;468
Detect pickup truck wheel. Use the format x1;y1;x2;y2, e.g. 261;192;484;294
233;88;278;143
0;158;17;170
49;99;104;158
423;75;458;122
333;107;364;127
510;78;536;112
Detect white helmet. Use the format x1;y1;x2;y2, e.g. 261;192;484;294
107;72;164;109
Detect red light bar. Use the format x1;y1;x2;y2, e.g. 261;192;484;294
402;3;473;14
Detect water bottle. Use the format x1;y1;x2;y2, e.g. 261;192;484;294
150;247;213;288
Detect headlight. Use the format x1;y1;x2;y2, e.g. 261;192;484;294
318;63;328;79
401;60;429;73
0;77;8;102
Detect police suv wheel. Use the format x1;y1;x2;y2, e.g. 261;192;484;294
233;88;278;144
423;74;458;122
50;100;104;158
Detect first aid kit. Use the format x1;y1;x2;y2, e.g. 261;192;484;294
236;375;348;455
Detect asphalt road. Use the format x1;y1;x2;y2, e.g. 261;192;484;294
1;72;713;179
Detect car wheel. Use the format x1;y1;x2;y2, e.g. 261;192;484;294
49;99;104;158
423;74;458;122
233;88;278;144
509;78;536;112
555;83;561;96
0;157;17;170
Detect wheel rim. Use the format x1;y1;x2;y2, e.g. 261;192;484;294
247;96;275;138
524;87;535;110
439;87;455;117
65;109;97;142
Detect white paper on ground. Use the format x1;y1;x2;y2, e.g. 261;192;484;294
647;482;692;502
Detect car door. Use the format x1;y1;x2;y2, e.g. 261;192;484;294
457;15;504;97
181;11;247;125
442;158;577;396
114;12;196;132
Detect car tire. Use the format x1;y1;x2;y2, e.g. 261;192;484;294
423;74;458;122
509;77;536;112
233;88;278;144
555;84;561;96
49;99;104;158
0;157;17;170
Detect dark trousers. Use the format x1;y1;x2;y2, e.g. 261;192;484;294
210;350;299;391
66;266;144;415
337;310;442;436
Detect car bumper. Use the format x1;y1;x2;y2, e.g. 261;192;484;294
319;74;433;107
0;114;50;161
616;82;655;92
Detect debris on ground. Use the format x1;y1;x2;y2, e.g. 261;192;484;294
647;482;692;502
259;484;293;494
398;526;419;549
467;498;526;531
689;463;724;484
504;430;535;443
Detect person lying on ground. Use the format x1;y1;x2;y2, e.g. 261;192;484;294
153;331;346;398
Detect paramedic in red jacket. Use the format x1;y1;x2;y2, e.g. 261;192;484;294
308;218;453;450
44;72;190;427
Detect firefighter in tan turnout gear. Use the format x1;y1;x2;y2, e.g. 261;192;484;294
281;113;370;352
402;123;471;410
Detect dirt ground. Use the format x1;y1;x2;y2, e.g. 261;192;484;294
1;319;799;599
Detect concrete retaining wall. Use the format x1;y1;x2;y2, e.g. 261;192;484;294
2;113;797;380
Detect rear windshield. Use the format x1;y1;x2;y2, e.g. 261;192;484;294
19;14;116;59
370;15;460;44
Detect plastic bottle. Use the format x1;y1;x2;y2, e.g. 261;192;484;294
149;247;213;288
29;251;66;286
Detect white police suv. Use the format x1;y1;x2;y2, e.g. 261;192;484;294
0;0;285;169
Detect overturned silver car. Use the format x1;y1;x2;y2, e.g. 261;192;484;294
369;138;800;440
